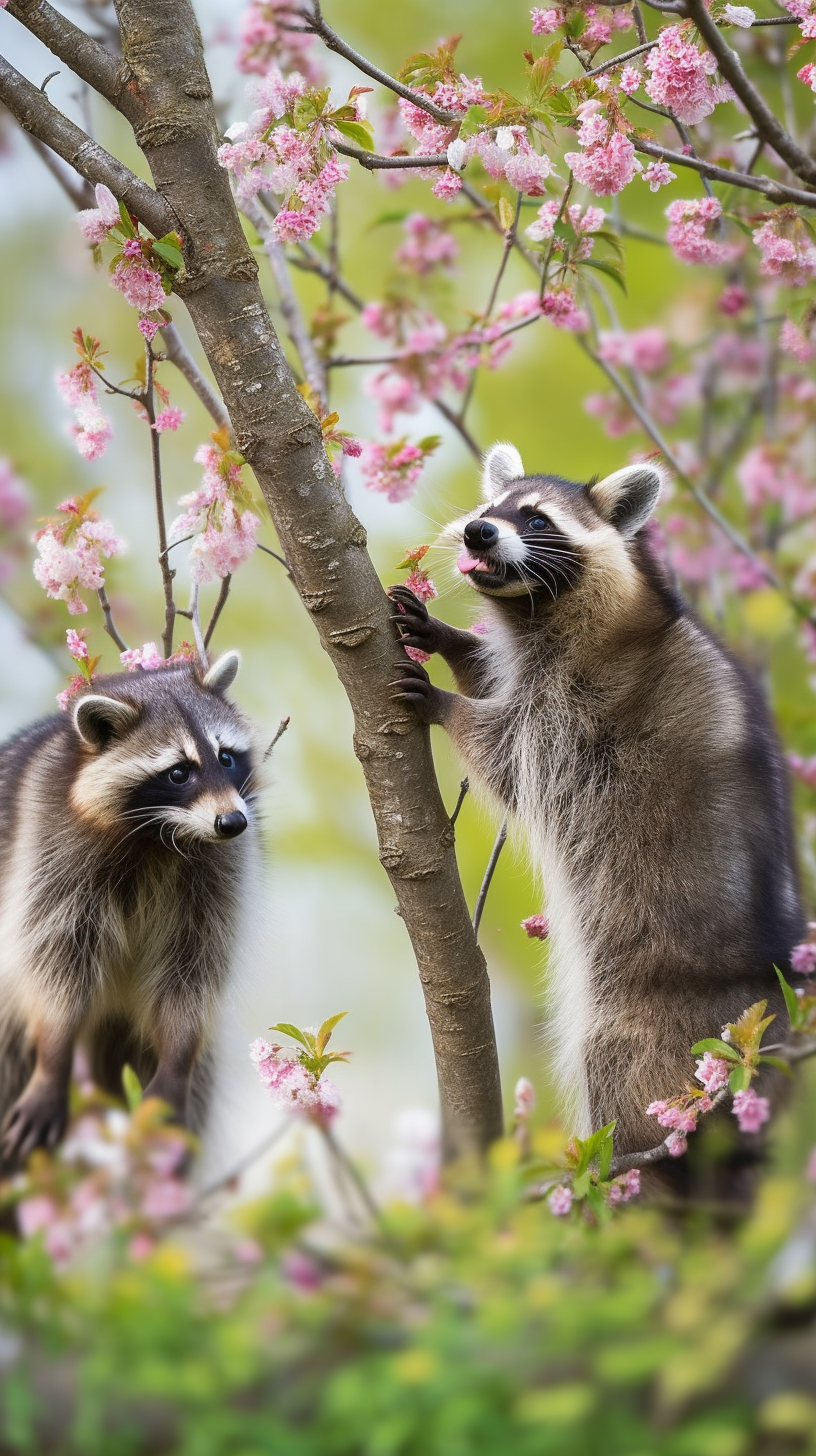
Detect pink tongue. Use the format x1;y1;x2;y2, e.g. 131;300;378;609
457;553;481;575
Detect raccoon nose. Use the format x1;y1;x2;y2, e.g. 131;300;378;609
463;519;499;551
215;810;247;839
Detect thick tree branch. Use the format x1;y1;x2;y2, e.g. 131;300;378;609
634;137;816;209
5;0;126;107
686;0;816;188
103;0;502;1160
0;53;176;237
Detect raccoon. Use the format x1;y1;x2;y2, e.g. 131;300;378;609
0;651;261;1170
390;443;803;1169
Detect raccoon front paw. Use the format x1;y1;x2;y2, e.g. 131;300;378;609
390;659;449;726
388;584;444;656
1;1083;68;1162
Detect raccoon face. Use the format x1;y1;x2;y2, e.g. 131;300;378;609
441;443;664;601
69;651;259;848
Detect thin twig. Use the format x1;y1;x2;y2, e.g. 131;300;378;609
568;39;657;84
450;778;469;829
540;175;574;301
96;585;128;653
332;141;448;170
188;581;207;666
296;1;460;124
320;1123;388;1235
203;574;232;649
158;323;230;428
633;137;816;209
264;716;291;759
257;542;292;573
473;816;509;940
143;343;176;657
196;1122;290;1204
246;201;327;397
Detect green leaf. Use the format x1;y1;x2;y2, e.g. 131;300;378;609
581;257;627;294
122;1064;143;1111
598;1131;614;1182
775;965;805;1030
689;1038;740;1061
758;1054;793;1074
458;104;488;140
332;119;375;151
152;240;183;271
269;1022;314;1052
729;1065;750;1094
315;1011;348;1056
117;200;136;238
572;1171;591;1199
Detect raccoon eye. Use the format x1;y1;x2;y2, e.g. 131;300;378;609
525;515;550;532
218;749;235;769
167;764;190;785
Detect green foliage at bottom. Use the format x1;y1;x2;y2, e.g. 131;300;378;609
2;1142;816;1456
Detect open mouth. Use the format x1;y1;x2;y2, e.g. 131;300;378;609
457;552;501;578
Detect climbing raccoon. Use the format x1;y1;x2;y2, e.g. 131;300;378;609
391;443;802;1171
0;651;261;1169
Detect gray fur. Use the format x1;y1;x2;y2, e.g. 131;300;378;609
391;455;803;1169
0;659;263;1170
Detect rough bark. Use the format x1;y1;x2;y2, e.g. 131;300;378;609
0;0;504;1157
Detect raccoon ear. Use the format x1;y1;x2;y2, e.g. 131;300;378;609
481;442;524;500
588;464;664;537
73;695;140;750
203;650;240;695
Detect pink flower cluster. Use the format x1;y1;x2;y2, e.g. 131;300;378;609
564;104;641;197
665;197;739;267
732;1087;770;1134
541;289;590;333
56;359;113;462
446;127;555;200
790;940;816;974
359;440;433;503
395;213;459;275
598;328;669;375
521;914;550;940
120;642;164;672
170;442;261;583
34;497;123;615
644;25;723;125
780;319;815;362
514;1077;536;1119
111;259;166;314
237;0;325;85
694;1052;731;1093
531;6;565;34
250;1038;341;1125
606;1168;641;1205
752;214;816;287
641;160;676;193
0;457;30;535
77;182;121;245
525;200;605;252
548;1184;573;1215
17;1103;190;1267
218;68;350;239
737;445;813;521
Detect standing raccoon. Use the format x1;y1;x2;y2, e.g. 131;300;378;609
391;443;803;1166
0;651;260;1169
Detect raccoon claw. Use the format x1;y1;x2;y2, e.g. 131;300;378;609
2;1085;68;1163
388;584;428;620
388;585;442;655
391;661;446;725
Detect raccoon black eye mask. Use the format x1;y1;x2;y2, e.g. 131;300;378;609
390;442;802;1197
0;650;262;1169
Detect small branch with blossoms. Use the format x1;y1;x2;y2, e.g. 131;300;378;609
525;968;816;1216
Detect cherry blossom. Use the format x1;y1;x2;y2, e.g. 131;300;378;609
565;128;641;197
598;328;669;375
665;1131;688;1157
752;213;816;286
732;1087;771;1134
694;1053;731;1094
790;941;816;974
641;160;676;192
607;1169;641;1205
120;642;165;672
645;26;722;126
780;319;815;362
250;1038;341;1125
359;440;437;503
0;458;30;534
514;1077;536;1118
77;183;121;245
237;0;325;84
396;213;459;275
56;356;113;462
531;6;565;34
34;495;123;615
665;197;740;266
548;1185;573;1215
170;439;261;583
152;407;185;433
521;914;550;940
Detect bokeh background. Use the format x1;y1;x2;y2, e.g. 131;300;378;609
1;0;814;1188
